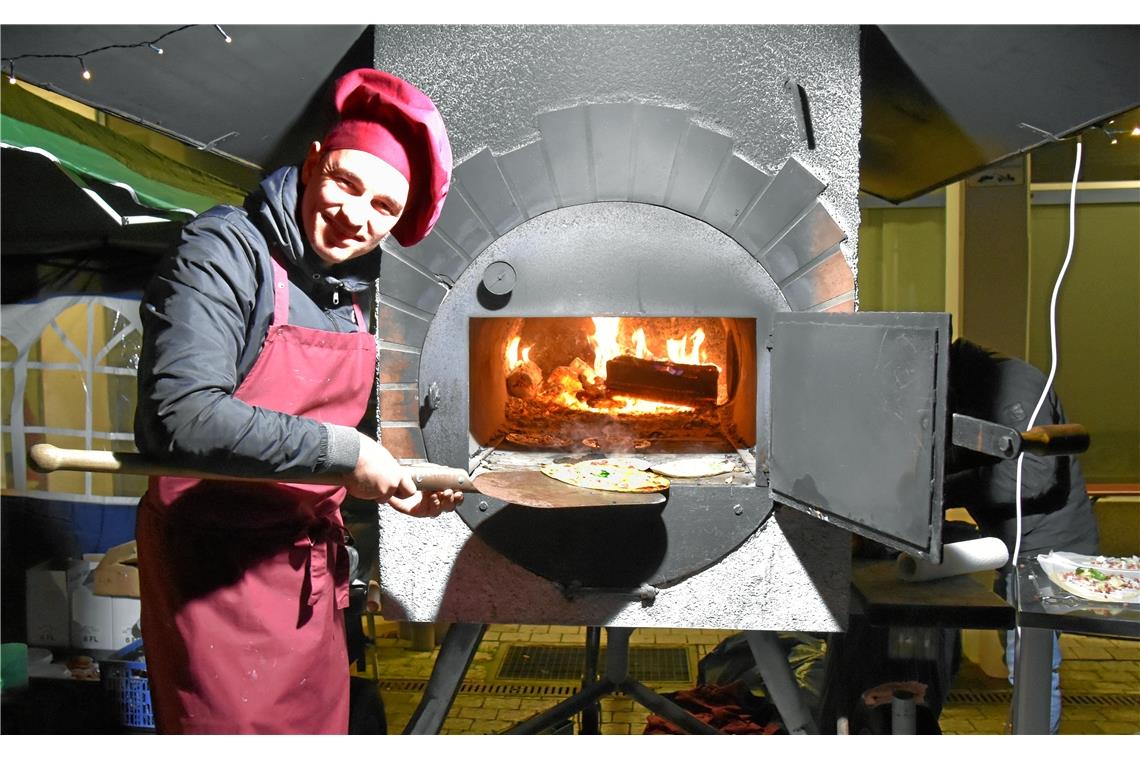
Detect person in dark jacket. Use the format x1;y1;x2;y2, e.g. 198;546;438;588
945;338;1099;734
133;69;459;734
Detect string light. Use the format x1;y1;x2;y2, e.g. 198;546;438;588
1;25;230;86
1132;127;1140;137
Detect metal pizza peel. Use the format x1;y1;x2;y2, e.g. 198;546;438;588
28;444;666;509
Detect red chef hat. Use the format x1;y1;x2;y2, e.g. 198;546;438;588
322;69;452;247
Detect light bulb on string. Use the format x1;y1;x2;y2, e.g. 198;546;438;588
1131;126;1140;137
214;25;232;44
149;43;164;55
6;61;15;85
1111;138;1119;145
78;56;92;80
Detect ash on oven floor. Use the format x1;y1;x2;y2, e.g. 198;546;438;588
495;644;693;683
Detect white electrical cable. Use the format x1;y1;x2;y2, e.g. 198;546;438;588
1013;138;1082;571
1009;139;1082;728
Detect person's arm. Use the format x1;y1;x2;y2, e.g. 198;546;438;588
134;212;356;477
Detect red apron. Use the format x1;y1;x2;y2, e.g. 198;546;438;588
136;254;375;734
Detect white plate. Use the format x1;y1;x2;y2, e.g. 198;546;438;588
1037;552;1140;604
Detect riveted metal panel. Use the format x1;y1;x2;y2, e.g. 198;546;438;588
734;158;825;256
780;251;856;311
629;105;691;206
757;202;847;281
537;107;594;206
376;299;431;348
453;148;526;237
431;186;495;259
388;234;468;283
498;141;558;219
587;103;637;201
377;255;448;314
380;388;420;422
378;346;421;384
380;423;428;461
702;155;772;234
818;297;856;314
665;125;734;218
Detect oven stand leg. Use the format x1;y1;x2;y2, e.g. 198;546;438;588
580;626;603;734
744;630;820;734
402;622;488;735
506;626;723;735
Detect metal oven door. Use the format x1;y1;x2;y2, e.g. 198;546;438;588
767;312;951;562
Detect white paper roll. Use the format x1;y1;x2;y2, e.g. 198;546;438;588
897;537;1009;582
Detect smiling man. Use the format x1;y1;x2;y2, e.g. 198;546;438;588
133;69;457;734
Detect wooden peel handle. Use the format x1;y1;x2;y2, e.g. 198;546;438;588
27;443;477;491
1021;424;1089;456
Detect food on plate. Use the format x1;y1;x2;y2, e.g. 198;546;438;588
541;459;670;493
650;457;734;479
1038;552;1140;603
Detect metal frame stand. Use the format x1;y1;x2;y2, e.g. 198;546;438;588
402;624;819;735
402;622;488;734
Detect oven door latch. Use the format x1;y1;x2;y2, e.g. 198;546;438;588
950;413;1089;460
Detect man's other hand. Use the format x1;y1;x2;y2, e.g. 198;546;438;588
388;488;464;518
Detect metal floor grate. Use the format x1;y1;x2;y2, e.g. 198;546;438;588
495;644;692;683
946;690;1140;707
376;678;579;697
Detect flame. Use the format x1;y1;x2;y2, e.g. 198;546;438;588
504;318;723;415
505;335;532;371
589;317;622;379
666;328;706;365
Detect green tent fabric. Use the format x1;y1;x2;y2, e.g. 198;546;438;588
1;80;250;214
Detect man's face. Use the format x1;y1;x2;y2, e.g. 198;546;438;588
299;143;410;266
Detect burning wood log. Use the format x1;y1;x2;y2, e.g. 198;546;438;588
506;360;544;399
605;355;719;405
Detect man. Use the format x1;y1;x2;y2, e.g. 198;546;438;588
133;69;460;734
944;338;1099;734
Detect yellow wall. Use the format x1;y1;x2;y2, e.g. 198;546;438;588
859;200;1139;483
1027;203;1140;482
857;206;946;312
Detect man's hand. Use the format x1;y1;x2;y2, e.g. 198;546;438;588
345;433;464;518
344;433;416;502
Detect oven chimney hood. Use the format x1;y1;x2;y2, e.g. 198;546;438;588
860;25;1140;202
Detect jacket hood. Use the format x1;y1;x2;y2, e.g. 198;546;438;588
246;165;383;294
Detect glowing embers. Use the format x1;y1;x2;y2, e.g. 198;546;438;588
469;316;756;455
504;317;725;415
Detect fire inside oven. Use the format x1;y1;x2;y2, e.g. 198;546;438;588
469;316;757;457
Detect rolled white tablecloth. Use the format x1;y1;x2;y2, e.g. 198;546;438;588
897;537;1009;582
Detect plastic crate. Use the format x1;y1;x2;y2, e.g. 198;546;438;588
100;638;154;731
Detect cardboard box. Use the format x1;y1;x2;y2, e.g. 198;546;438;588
94;541;139;598
70;555;113;650
110;597;142;649
25;561;71;647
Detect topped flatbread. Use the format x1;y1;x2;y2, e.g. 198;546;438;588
1038;552;1140;604
541;459;670;493
650;457;735;479
506;432;571;450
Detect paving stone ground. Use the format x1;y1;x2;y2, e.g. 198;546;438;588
358;621;1139;735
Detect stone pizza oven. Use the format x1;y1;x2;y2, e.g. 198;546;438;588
370;25;861;630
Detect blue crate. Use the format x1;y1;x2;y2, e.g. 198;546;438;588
100;638;153;731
